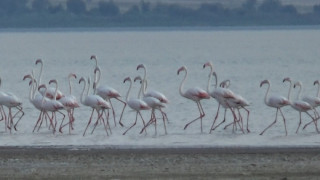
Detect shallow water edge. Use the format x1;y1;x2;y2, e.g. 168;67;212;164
0;146;319;179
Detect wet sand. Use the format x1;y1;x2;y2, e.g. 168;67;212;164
0;146;320;179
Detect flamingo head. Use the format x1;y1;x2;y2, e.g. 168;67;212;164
260;80;270;87
79;77;85;84
294;81;302;89
23;74;32;81
123;77;131;83
177;66;187;75
68;73;77;79
220;79;230;88
134;76;142;83
314;80;319;86
90;55;97;60
38;84;46;91
35;59;43;65
49;79;57;85
283;77;291;83
203;62;213;69
137;64;146;71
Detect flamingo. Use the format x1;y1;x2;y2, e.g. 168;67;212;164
79;77;111;136
301;80;320;130
58;73;80;134
259;79;290;136
23;73;48;132
35;59;64;100
122;77;150;135
136;64;169;104
177;66;210;133
38;83;65;133
134;76;167;135
202;62;238;133
219;79;251;133
0;77;24;132
283;78;319;133
92;66;126;127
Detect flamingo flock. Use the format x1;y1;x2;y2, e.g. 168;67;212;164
0;57;319;137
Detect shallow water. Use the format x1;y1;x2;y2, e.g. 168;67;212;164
0;27;320;147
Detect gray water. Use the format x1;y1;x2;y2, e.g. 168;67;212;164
0;27;319;147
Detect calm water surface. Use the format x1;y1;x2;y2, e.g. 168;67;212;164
0;27;319;146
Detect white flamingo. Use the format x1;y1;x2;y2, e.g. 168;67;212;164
260;79;290;135
92;66;126;127
0;77;24;132
79;77;111;136
122;77;150;135
134;76;167;135
177;66;210;133
283;78;319;133
203;62;238;133
35;59;64;100
58;73;80;134
23;73;49;133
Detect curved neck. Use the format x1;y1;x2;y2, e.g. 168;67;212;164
41;87;47;106
142;79;147;97
213;73;218;89
37;62;43;86
125;80;132;102
87;78;91;96
316;83;320;97
206;66;213;93
179;70;187;97
142;67;147;82
93;69;101;95
262;83;270;105
68;76;73;95
286;81;292;101
80;80;86;104
296;85;302;100
53;82;58;101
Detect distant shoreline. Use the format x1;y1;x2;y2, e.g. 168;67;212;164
1;25;320;32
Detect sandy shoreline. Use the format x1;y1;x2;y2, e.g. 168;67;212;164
0;146;319;179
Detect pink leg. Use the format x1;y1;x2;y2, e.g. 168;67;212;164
260;108;279;135
210;104;220;133
278;108;287;136
33;111;43;132
296;112;302;134
184;102;205;133
305;111;320;133
123;112;138;135
117;98;127;127
83;109;95;136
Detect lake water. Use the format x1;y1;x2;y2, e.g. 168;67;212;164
0;27;320;147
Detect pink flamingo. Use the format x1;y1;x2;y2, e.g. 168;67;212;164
35;59;64;100
79;77;111;136
134;76;167;135
122;77;150;135
177;66;210;133
136;64;169;104
203;62;238;133
260;79;290;135
58;73;80;134
92;66;126;127
283;78;319;133
0;77;24;132
219;79;251;133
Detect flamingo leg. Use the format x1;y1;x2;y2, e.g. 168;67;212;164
108;100;117;127
305;111;320;133
13;106;25;131
83;109;95;136
159;108;168;134
296;112;302;134
118;98;127;127
184;101;205;133
212;108;227;131
303;108;320;130
278;108;287;136
242;107;250;133
33;111;43;132
123;112;139;135
260;108;279;135
140;109;156;134
209;104;220;133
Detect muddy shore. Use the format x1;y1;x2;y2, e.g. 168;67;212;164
0;146;319;179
